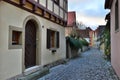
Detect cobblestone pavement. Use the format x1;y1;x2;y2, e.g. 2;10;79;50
38;48;119;80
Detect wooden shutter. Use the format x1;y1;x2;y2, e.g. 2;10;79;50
56;31;59;48
47;29;51;49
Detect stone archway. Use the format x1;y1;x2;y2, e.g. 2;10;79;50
23;15;41;70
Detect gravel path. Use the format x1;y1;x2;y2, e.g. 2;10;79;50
38;48;119;80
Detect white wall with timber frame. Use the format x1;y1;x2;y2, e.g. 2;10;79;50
0;0;67;79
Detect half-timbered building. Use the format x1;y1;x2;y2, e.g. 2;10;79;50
0;0;67;79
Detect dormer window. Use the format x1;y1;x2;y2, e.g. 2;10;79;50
54;0;59;5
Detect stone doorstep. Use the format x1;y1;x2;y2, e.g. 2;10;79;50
24;66;43;76
8;66;49;80
8;59;67;80
17;67;49;80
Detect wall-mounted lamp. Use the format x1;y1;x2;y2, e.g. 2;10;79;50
42;25;44;28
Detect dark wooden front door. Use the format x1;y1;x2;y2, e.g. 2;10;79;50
25;20;36;68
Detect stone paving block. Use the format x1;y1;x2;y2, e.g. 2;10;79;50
38;48;119;80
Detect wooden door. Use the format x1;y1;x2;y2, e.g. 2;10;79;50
25;20;36;68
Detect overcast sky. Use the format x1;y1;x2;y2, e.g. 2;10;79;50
68;0;109;30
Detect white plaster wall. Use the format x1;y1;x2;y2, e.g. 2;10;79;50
39;0;46;7
60;9;63;18
47;0;53;11
63;1;67;10
60;0;63;8
65;13;67;21
40;20;66;65
0;1;66;80
111;0;120;78
54;4;59;15
0;2;24;80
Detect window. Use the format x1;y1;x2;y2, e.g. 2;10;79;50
115;0;119;31
9;26;22;49
47;29;59;49
63;1;67;11
12;31;22;45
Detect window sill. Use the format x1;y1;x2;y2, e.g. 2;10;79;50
49;48;57;50
9;44;22;49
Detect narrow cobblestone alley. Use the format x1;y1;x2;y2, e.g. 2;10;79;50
38;48;119;80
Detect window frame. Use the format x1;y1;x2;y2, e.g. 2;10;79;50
9;26;23;49
47;29;59;50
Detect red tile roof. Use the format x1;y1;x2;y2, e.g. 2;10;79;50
67;11;76;27
76;29;90;38
95;25;105;36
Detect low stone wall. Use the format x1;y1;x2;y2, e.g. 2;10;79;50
70;48;79;58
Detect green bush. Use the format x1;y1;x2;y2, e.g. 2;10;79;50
99;25;111;60
66;37;89;51
66;37;82;49
80;39;89;46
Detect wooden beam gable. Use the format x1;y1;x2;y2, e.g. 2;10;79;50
2;0;67;27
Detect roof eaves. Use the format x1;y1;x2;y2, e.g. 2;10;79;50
105;0;113;9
